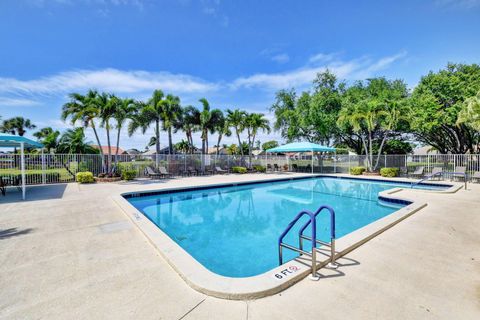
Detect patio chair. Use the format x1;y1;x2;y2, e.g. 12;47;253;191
452;166;466;181
266;164;273;172
274;163;280;171
472;171;480;183
158;166;172;179
409;166;424;179
292;164;298;172
187;166;198;176
427;167;444;180
145;166;163;179
215;166;228;174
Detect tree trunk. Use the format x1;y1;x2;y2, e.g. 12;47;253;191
115;126;121;169
216;133;222;155
155;120;160;168
106;122;112;173
90;121;105;172
236;128;243;156
168;127;173;154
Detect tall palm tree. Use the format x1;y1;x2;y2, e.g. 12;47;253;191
61;90;105;160
174;139;190;154
245;113;270;166
161;94;182;154
175;105;200;154
113;97;138;157
198;98;223;154
129;90;165;167
214;112;231;155
98;93;115;172
226;109;247;156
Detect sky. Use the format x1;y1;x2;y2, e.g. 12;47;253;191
0;0;479;150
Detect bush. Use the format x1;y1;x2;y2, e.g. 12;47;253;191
76;171;94;183
121;169;137;180
253;165;266;173
350;167;366;175
380;167;399;178
232;166;247;174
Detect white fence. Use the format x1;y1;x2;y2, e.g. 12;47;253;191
1;153;479;185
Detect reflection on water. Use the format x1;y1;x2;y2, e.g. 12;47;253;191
128;177;417;277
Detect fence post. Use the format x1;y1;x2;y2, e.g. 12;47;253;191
41;149;46;185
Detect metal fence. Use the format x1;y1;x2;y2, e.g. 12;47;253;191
1;153;479;185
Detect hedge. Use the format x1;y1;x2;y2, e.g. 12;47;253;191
76;172;94;183
121;168;137;180
380;167;399;177
350;167;366;175
232;166;247;174
253;165;266;173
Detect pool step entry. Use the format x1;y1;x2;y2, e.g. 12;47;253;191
278;205;337;280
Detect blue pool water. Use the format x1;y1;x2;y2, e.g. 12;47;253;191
126;177;447;277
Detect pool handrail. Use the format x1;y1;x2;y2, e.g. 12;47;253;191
298;205;337;268
278;209;318;279
412;171;467;189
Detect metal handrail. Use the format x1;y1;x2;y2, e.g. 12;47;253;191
411;171;467;189
278;210;318;279
298;205;337;268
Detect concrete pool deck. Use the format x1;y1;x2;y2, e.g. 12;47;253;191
0;173;479;319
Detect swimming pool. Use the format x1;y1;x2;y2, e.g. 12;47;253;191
125;177;448;277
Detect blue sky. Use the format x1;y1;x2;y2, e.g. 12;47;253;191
0;0;479;150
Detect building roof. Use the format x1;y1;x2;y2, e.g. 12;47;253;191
92;145;126;155
0;133;43;148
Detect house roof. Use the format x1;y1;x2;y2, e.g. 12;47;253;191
92;145;126;155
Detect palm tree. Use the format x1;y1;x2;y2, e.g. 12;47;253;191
0;117;36;136
175;105;200;154
245;113;270;167
57;128;98;154
198;98;223;154
98;93;115;172
129;90;165;167
61;90;105;161
33;127;60;152
112;97;138;165
214;112;231;155
174;139;190;154
161;94;182;154
226;109;247;156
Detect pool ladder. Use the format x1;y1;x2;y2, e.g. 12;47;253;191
278;205;337;280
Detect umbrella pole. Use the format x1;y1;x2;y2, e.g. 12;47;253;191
21;142;26;200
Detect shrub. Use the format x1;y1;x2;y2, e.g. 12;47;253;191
232;166;247;174
76;171;94;183
350;167;366;175
253;165;266;173
121;169;137;180
380;167;399;178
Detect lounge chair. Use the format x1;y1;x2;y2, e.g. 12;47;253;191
145;166;163;179
274;164;280;171
472;171;480;183
158;166;172;178
215;166;228;174
292;164;298;172
427;167;443;180
409;166;424;179
452;166;466;181
187;166;198;176
266;164;273;172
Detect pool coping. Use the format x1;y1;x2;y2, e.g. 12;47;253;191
111;175;462;300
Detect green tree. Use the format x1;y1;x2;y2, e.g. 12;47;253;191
409;63;480;154
214;111;231;155
198;98;223;154
33;127;60;152
0;117;36;136
128;90;165;166
57;128;98;154
457;91;480;133
245;113;270;166
262;140;279;151
174;105;200;154
226;109;247;156
338;78;409;171
174;139;190;154
161;94;182;154
112;97;138;162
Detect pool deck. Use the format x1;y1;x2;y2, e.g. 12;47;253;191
1;173;479;319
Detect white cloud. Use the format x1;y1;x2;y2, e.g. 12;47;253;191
231;51;407;90
308;53;337;64
0;97;42;107
0;69;219;96
271;53;290;64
